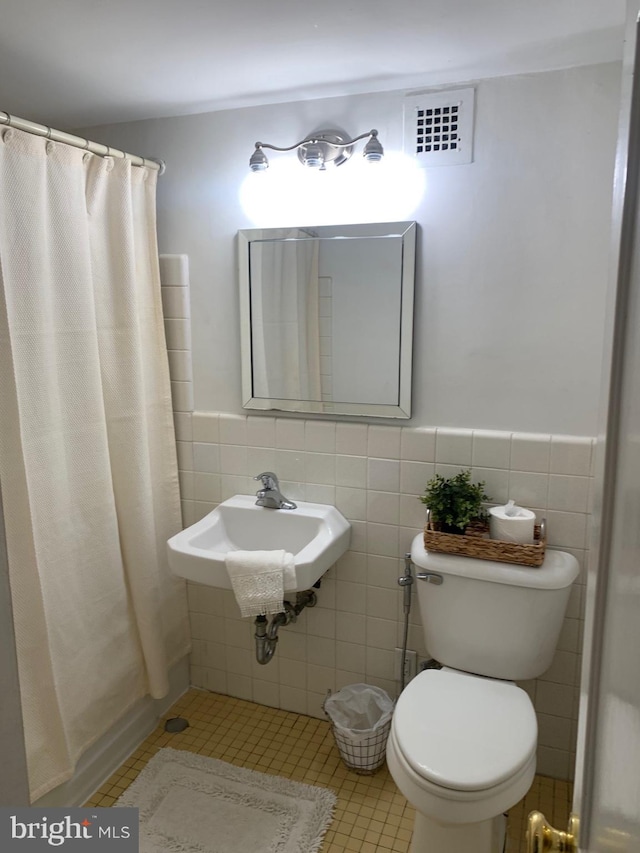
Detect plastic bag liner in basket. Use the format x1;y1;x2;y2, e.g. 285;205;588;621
324;684;394;774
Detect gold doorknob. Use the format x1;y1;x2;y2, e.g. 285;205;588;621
527;811;579;853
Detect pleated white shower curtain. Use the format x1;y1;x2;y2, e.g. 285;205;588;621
0;128;191;800
251;232;322;402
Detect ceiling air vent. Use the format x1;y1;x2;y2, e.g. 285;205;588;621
404;87;475;167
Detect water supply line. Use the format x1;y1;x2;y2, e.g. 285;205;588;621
397;553;414;692
254;590;317;664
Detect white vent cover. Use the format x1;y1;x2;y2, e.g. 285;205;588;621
404;87;475;167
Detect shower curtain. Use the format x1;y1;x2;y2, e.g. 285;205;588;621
0;128;190;800
251;232;322;402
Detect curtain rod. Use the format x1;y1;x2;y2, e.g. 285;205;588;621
0;111;165;174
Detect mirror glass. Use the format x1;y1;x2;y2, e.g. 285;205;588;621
238;221;416;418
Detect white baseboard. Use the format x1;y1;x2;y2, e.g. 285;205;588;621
34;656;190;807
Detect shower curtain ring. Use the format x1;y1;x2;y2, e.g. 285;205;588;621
148;158;166;176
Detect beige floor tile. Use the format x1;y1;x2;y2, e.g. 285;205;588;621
88;688;572;852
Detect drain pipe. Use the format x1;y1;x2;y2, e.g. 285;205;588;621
254;590;317;664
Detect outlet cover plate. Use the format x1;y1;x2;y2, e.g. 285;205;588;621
394;647;417;681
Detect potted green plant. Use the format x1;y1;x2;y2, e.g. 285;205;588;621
420;469;490;535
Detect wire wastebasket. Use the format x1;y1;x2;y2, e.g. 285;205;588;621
324;684;394;774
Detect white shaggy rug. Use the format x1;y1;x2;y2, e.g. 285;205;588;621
116;747;337;853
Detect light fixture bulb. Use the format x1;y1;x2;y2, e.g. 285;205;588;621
363;133;384;162
249;146;269;171
302;142;325;169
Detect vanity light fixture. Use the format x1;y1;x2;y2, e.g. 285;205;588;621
249;128;384;172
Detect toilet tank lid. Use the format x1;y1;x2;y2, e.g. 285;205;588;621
411;534;579;590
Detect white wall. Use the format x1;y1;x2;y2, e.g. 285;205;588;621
158;249;596;781
80;62;623;780
83;62;620;435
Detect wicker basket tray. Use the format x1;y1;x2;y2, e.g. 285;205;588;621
423;509;547;568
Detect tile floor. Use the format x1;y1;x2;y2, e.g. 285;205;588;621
86;688;572;852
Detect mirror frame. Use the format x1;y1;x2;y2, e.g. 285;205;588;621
238;221;416;418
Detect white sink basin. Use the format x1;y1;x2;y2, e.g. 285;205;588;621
167;494;351;591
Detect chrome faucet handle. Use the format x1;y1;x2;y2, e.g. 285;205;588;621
254;471;279;490
253;471;297;510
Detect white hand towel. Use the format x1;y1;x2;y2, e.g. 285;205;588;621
225;549;296;617
283;555;297;592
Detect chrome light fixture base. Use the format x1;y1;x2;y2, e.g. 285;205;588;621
297;130;353;169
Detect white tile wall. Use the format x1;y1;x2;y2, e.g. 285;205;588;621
177;412;594;781
160;254;194;421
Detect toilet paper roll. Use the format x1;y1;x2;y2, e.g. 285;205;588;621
489;502;536;544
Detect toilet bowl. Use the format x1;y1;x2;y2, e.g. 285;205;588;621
387;667;537;853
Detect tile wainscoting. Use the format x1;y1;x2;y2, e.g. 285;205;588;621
171;411;592;781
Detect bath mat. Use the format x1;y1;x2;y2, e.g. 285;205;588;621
115;747;336;853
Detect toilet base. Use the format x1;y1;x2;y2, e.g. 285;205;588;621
410;810;507;853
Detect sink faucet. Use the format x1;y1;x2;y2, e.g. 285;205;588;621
254;472;297;510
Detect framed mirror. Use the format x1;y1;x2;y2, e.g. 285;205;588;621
238;221;416;418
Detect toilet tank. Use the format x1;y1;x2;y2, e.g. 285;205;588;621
411;535;580;681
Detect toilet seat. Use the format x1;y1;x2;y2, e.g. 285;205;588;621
386;725;536;825
393;668;538;792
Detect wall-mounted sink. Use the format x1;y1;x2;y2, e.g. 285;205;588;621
167;494;351;591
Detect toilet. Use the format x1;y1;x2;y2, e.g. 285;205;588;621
386;534;579;853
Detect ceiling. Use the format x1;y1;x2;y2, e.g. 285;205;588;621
0;0;627;130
